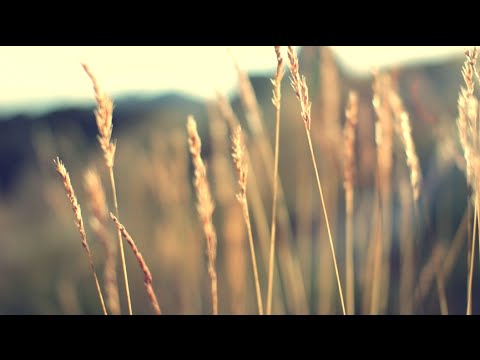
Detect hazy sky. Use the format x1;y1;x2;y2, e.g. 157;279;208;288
0;46;466;112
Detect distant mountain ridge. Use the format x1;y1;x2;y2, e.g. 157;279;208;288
0;93;206;193
0;49;466;194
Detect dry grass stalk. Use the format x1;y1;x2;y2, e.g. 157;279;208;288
288;48;330;313
417;245;448;316
110;214;162;315
271;46;284;112
398;177;415;314
229;56;307;311
287;47;312;131
82;63;132;315
230;51;264;136
463;48;479;95
81;64;116;168
373;72;395;201
443;209;469;280
207;102;247;314
343;91;359;315
435;270;449;315
84;169;121;315
232;126;264;315
413;243;446;311
208;102;237;205
187;116;219;315
287;46;346;315
216;92;242;132
458;49;479;190
231;53;297;245
216;93;291;313
386;81;422;202
317;47;342;160
370;71;395;315
368;194;384;315
384;78;423;313
468;181;476;313
149;135;176;207
316;49;343;309
223;204;247;314
266;46;284;315
217;96;274;281
456;48;480;315
54;158;107;315
468;209;477;315
373;72;395;193
414;207;469;307
458;93;474;187
294;139;314;306
361;191;381;314
230;55;298;253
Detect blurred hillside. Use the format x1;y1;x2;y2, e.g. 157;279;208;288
0;46;474;315
0;48;464;196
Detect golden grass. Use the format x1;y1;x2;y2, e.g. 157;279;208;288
230;50;264;137
187;115;219;315
287;46;346;315
370;71;394;315
208;102;247;314
216;91;288;312
457;48;480;315
266;46;285;315
319;47;342;148
81;64;116;168
231;54;307;312
386;80;422;203
414;243;446;311
111;214;162;315
54;158;107;315
343;91;359;315
468;210;476;315
82;63;132;315
31;46;480;315
84;168;121;315
232;126;263;315
398;178;415;314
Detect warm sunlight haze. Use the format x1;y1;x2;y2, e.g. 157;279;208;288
1;45;479;316
0;46;465;114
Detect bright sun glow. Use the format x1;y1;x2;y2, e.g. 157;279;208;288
0;46;467;113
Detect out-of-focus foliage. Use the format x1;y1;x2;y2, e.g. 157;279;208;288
0;47;476;314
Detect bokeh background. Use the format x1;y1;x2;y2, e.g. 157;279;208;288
0;46;476;314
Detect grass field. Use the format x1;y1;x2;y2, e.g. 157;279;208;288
0;46;478;315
